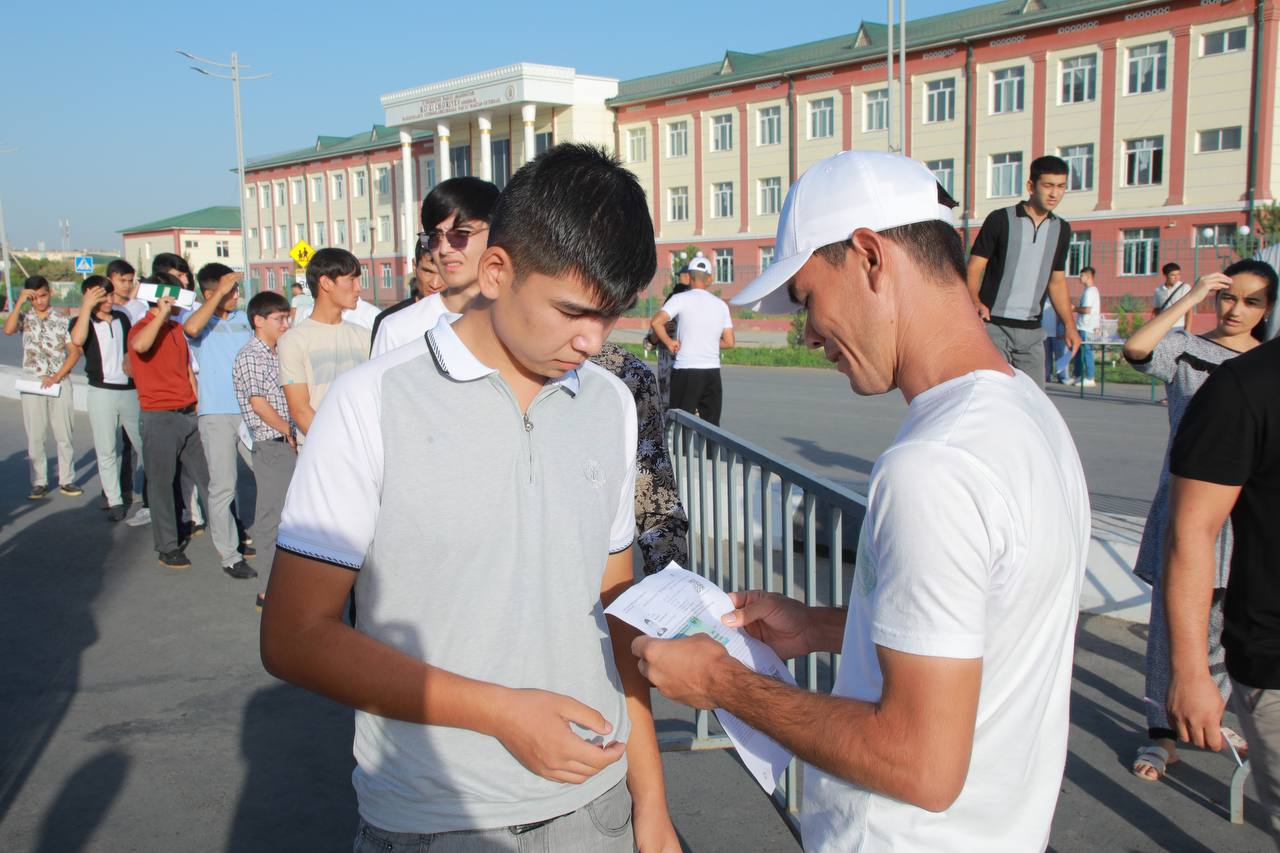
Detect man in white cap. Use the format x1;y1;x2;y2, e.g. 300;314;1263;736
648;252;734;425
630;151;1090;851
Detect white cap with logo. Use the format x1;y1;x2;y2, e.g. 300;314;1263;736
731;150;956;314
687;252;713;275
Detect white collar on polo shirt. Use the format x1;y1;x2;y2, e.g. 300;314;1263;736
425;315;580;396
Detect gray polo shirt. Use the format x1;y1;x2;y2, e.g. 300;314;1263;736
277;315;638;834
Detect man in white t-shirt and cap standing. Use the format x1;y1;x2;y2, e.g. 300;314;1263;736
648;252;735;425
629;150;1090;851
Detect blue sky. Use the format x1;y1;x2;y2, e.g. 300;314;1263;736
4;0;977;251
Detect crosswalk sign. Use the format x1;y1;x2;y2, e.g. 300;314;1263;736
289;240;315;269
74;255;94;274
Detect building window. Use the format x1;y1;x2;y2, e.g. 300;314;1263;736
1196;223;1238;246
361;264;370;283
752;107;779;147
291;179;304;205
1199;126;1243;152
356;217;369;244
377;215;391;242
535;131;553;155
809;97;835;139
1066;231;1091;276
277;225;287;251
865;88;889;131
246;185;256;203
491;139;511;190
668;186;689;222
313;221;325;247
992;67;1025;114
376;166;390;196
1125;136;1164;186
668;121;688;157
1127;43;1167;95
311;176;323;203
1060;55;1097;104
711;114;734;152
1203;27;1247;56
275;184;286;207
259;183;269;209
331;173;345;201
1122;227;1160;276
760;246;775;270
425;158;437;190
926;159;955;196
184;239;198;250
758;177;782;215
712;181;734;218
715;250;734;285
262;229;273;252
295;223;305;243
354;170;367;198
267;269;276;291
990;152;1023;197
450;144;471;178
334;220;347;245
924;78;956;123
381;265;393;289
627;127;647;163
248;226;258;241
1060;144;1095;191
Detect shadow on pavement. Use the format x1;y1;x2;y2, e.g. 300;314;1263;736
33;749;129;853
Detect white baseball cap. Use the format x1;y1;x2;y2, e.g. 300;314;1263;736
687;252;713;275
732;151;956;314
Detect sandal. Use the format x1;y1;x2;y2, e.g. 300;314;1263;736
1222;726;1249;764
1133;745;1174;782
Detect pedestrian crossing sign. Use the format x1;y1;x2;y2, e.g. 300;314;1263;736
289;240;315;268
74;255;94;274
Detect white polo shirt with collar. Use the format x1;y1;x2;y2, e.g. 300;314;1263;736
276;314;638;835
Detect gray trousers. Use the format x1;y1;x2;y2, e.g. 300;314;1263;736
21;388;75;488
87;386;144;508
352;780;633;853
198;414;252;567
1230;680;1280;847
985;323;1046;386
249;438;296;570
140;409;211;555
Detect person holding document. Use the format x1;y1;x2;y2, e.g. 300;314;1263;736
4;275;81;500
630;151;1090;851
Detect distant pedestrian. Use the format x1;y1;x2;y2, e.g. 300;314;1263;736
647;265;691;410
1071;266;1100;387
648;253;734;425
1153;263;1191;329
289;282;314;324
70;276;143;522
1124;261;1277;783
368;243;442;350
1040;294;1069;384
3;276;82;500
967;155;1080;382
107;259;147;323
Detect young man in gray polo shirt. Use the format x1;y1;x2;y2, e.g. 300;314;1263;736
262;144;679;852
966;155;1080;383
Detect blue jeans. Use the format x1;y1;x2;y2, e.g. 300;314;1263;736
1072;336;1094;380
1043;337;1069;382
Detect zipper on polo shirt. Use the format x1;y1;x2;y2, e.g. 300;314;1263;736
523;411;534;483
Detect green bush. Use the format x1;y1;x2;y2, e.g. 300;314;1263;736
788;310;808;347
1113;294;1147;340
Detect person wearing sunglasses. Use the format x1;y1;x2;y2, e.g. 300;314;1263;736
370;177;499;357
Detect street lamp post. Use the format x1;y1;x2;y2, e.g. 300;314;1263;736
178;50;269;295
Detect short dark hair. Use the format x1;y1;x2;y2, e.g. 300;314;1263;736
106;259;135;278
24;275;50;292
421;176;501;232
488;143;656;316
81;274;109;294
152;252;191;281
1080;265;1097;277
1029;156;1070;184
196;262;235;291
1161;262;1181;276
305;248;361;297
246;290;291;328
290;282;303;292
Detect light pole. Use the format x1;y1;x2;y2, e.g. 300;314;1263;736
178;50;269;295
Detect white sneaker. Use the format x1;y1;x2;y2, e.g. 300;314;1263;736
1081;379;1097;387
125;506;152;527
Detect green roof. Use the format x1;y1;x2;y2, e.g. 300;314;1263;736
119;206;241;234
245;124;433;172
611;0;1143;105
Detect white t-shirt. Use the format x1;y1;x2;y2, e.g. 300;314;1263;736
370;293;453;358
1076;285;1100;334
663;289;732;370
801;370;1089;853
1153;282;1190;329
344;298;382;330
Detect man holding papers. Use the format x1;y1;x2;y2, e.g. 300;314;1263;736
631;152;1090;851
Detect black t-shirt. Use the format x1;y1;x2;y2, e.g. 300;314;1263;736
1170;338;1280;687
970;203;1072;328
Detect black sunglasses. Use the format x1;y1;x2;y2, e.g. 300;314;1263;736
418;226;488;252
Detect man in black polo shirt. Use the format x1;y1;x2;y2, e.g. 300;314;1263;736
1165;337;1280;841
966;155;1080;383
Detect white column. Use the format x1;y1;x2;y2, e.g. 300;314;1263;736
521;103;538;164
399;130;415;264
478;112;493;182
436;122;452;182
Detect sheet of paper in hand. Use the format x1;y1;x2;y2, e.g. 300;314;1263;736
605;562;796;793
136;283;197;309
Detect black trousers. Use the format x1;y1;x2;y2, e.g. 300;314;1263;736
669;368;723;426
